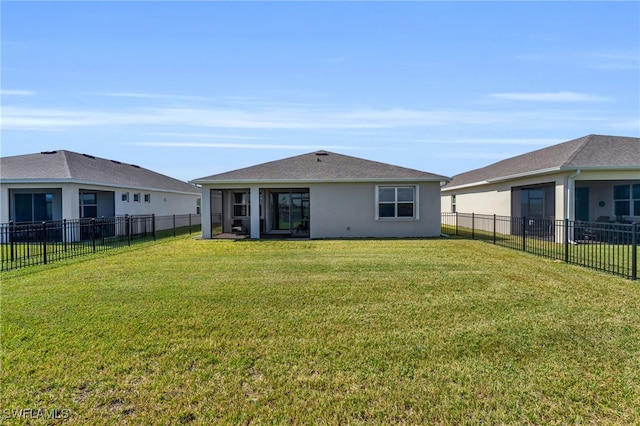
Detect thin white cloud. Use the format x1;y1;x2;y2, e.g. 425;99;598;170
582;52;640;70
147;132;263;140
0;104;627;132
609;118;640;131
99;92;209;102
435;151;515;160
127;142;358;150
1;106;167;129
1;105;465;130
1;90;35;96
489;91;609;102
412;138;558;146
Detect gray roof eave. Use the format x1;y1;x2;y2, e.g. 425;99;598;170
442;164;640;192
442;167;562;192
485;166;563;183
191;177;451;186
562;165;640;172
0;178;200;195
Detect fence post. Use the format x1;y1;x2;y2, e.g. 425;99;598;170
91;218;97;253
564;219;569;264
471;213;475;240
63;219;67;252
522;216;527;252
42;221;48;265
9;221;15;262
189;213;192;235
493;214;496;244
632;223;637;280
126;215;131;246
173;214;176;237
455;212;459;236
152;214;156;241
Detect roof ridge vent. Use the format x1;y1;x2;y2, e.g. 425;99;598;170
315;151;329;156
41;151;57;155
131;164;141;169
111;160;122;164
82;153;96;159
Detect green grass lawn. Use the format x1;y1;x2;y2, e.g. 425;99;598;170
441;224;639;279
2;237;639;424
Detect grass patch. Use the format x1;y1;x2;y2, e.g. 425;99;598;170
2;237;640;424
442;224;639;279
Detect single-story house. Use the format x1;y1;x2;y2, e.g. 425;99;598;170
0;150;201;224
441;134;640;224
192;150;450;239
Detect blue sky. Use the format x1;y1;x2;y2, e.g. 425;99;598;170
2;1;639;182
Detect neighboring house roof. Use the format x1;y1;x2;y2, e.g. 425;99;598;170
192;150;450;184
444;134;640;190
0;150;199;194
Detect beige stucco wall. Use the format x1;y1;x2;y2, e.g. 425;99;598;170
442;186;512;216
442;169;640;222
111;186;200;217
442;173;568;218
576;170;640;222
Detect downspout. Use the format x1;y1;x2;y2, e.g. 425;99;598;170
567;169;581;244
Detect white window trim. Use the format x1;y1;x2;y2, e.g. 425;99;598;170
79;192;98;218
375;185;419;220
233;191;250;217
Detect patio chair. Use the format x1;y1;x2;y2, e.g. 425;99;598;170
582;216;614;242
231;219;244;235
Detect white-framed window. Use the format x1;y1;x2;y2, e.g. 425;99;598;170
451;194;457;213
196;198;201;215
376;185;418;219
144;194;151;203
614;183;640;217
133;193;141;203
233;192;250;217
122;192;129;202
79;192;98;218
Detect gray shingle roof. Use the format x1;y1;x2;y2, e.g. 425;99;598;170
192;150;450;183
0;150;199;194
444;134;640;190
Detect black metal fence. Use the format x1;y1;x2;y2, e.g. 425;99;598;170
442;212;638;280
1;214;201;272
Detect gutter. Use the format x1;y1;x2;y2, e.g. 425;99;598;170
0;178;200;196
442;167;562;192
190;177;451;186
442;165;639;192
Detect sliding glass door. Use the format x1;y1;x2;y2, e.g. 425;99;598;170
269;190;309;236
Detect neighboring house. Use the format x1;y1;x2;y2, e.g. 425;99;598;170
0;150;201;224
441;134;640;224
192;150;450;239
